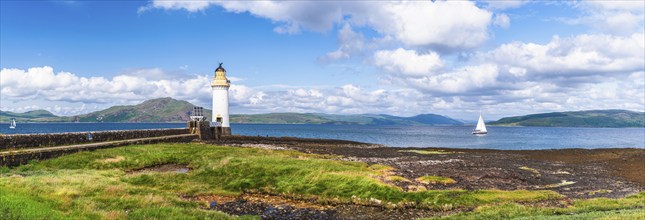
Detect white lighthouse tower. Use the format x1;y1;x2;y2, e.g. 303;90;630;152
211;62;232;135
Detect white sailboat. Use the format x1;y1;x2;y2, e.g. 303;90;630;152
472;113;487;135
9;118;16;129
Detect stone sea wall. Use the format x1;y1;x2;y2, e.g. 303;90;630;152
0;128;189;151
0;134;197;167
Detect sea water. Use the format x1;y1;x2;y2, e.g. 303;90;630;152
1;123;643;150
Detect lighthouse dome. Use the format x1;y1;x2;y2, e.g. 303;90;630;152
211;62;230;87
215;63;226;72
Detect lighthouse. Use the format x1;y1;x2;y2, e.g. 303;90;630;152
211;62;232;135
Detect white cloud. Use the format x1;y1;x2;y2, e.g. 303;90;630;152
0;66;212;107
1;65;642;120
0;66;427;116
508;67;527;77
216;1;344;34
565;1;645;35
239;84;429;115
142;1;493;50
373;48;443;77
493;13;510;28
402;64;500;94
584;1;645;12
375;32;644;95
138;0;213;13
320;23;366;61
371;32;644;117
480;33;645;79
379;1;492;49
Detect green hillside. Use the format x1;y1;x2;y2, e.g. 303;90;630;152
229;113;463;125
12;98;641;127
231;113;333;124
75;97;211;122
1;98;210;123
0;110;61;122
310;113;463;125
490;110;645;128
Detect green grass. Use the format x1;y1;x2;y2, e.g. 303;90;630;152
399;150;455;155
0;187;64;219
387;176;411;183
0;143;567;219
416;176;457;185
588;189;613;196
432;192;645;219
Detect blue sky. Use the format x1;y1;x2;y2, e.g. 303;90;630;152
1;1;644;120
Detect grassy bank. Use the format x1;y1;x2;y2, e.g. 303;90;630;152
432;193;645;219
1;143;642;219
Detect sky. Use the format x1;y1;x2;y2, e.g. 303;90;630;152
0;0;644;120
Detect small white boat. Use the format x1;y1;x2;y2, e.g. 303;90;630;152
472;113;487;135
9;118;16;129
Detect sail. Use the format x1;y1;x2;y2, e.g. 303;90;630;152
10;118;16;128
475;114;486;132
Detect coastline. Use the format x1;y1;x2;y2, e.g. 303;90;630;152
215;136;645;196
1;136;643;219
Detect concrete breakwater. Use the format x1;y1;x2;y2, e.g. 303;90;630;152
0;128;189;151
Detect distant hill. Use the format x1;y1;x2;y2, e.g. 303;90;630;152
231;113;463;125
309;113;463;125
17;98;642;127
0;110;60;122
490;110;645;128
1;97;463;125
1;98;210;123
74;97;209;122
231;113;333;124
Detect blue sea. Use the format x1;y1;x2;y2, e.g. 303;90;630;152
1;123;643;150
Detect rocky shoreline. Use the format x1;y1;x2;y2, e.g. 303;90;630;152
203;136;644;219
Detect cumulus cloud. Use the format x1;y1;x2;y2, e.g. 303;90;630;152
373;48;443;77
399;64;501;94
320;23;366;62
379;1;491;49
0;66;425;116
1;64;642;120
565;1;644;35
372;32;644;117
138;0;213;13
480;33;645;80
141;1;494;51
0;66;212;106
493;13;510;28
234;84;429;115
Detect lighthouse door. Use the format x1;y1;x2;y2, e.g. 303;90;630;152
215;117;223;127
